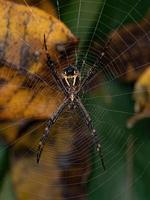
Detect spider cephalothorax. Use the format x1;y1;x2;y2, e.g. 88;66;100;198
37;35;107;170
62;65;81;102
62;65;80;88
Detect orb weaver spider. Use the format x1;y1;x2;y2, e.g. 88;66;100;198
37;35;110;170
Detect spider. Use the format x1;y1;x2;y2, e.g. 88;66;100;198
37;35;109;170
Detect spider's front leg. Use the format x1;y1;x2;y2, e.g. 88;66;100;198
44;35;67;95
78;38;112;92
37;98;69;163
75;97;105;170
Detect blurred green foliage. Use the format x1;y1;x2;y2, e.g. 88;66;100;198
0;139;16;199
0;174;16;200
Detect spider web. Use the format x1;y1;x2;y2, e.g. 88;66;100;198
0;0;150;200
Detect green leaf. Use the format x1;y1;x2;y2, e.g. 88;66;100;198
87;81;150;200
0;131;15;199
0;141;9;189
0;173;16;200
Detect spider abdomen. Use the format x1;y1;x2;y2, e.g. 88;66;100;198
70;93;75;101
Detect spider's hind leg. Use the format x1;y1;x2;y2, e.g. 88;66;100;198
37;98;69;163
91;129;105;170
76;97;105;170
37;119;53;163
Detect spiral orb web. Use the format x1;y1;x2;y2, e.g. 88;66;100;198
0;0;150;200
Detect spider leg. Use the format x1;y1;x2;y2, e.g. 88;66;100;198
75;97;105;170
78;38;112;93
44;34;68;95
37;98;69;163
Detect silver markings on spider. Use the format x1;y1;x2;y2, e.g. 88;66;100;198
36;35;108;170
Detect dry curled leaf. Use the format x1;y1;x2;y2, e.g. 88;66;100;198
0;1;91;200
102;12;150;127
0;0;78;76
105;12;150;82
8;0;57;16
127;67;150;128
0;66;63;120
